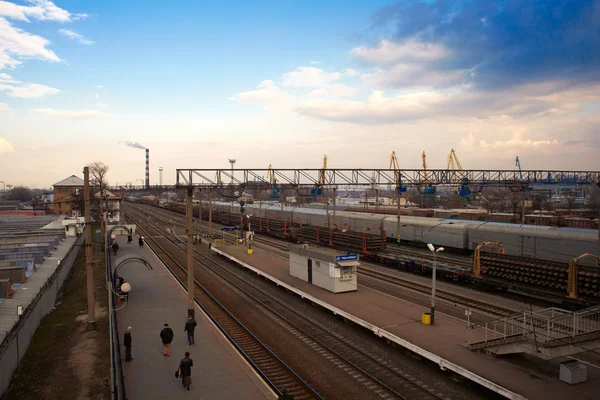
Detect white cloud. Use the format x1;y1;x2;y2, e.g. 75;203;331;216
479;133;559;150
342;68;358;77
0;101;7;110
352;39;450;66
230;80;294;105
0;82;59;98
0;71;17;82
363;63;465;89
310;61;320;65
0;0;86;22
33;108;110;118
282;66;342;88
58;29;93;45
96;85;104;89
0;136;14;153
0;17;62;68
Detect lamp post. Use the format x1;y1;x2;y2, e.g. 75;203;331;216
427;243;444;325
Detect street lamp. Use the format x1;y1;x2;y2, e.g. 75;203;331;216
427;243;444;325
111;281;132;311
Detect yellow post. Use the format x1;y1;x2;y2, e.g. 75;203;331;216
421;313;431;325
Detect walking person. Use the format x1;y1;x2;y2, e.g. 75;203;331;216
160;323;174;357
124;327;133;362
138;236;144;248
278;388;294;400
177;352;194;391
184;316;198;345
127;234;132;244
112;241;119;256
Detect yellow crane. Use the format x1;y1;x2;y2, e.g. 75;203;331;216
421;151;436;194
311;155;327;196
267;164;280;199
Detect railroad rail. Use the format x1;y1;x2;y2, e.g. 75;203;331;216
127;206;452;400
126;212;322;399
358;266;517;318
125;203;534;318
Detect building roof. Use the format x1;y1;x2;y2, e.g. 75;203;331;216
95;189;121;199
53;175;84;187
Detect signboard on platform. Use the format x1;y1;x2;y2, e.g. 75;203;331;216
336;254;358;262
220;226;240;231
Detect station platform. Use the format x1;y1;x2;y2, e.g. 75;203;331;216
113;239;275;400
210;243;600;400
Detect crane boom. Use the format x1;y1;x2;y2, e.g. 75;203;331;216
422;151;429;185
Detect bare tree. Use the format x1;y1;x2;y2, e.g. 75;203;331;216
87;161;109;248
565;192;578;214
585;186;600;218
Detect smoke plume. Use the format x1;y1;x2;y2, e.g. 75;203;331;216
120;141;146;150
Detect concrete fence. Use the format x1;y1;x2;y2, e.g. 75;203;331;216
0;234;83;396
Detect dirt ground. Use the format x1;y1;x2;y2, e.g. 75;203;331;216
3;232;110;400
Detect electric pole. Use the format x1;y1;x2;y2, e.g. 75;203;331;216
186;187;195;319
84;167;96;330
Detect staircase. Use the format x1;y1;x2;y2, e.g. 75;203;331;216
469;305;600;359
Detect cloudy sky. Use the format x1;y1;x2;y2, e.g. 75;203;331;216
0;0;598;188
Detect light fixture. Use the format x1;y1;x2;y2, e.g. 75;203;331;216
17;305;23;316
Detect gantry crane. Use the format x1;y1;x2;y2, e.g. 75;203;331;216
421;151;436;194
311;155;327;196
447;149;471;201
389;151;407;196
267;164;281;199
515;156;533;191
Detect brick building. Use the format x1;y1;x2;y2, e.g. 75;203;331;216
53;175;84;215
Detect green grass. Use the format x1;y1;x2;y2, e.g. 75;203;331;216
3;223;110;400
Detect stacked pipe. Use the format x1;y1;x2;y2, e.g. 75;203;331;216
481;253;600;298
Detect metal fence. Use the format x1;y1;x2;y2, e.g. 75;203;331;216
475;306;600;346
107;239;127;400
0;235;83;396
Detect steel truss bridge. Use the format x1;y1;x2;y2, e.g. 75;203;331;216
110;168;600;193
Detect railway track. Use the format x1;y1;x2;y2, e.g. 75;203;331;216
126;206;451;400
127;203;522;318
125;214;322;399
358;266;517;318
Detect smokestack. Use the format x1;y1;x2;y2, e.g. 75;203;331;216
146;149;150;189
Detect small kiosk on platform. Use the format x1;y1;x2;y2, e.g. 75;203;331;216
288;244;359;293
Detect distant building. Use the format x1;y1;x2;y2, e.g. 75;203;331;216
53;175;84;215
96;189;123;223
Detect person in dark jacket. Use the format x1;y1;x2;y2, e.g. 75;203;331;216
178;352;194;390
278;388;293;399
160;323;174;357
124;327;133;362
112;241;119;256
127;234;132;244
184;316;198;345
138;236;144;248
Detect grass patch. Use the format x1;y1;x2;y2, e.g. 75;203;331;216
3;223;110;400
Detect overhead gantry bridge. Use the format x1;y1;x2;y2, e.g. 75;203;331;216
112;168;600;193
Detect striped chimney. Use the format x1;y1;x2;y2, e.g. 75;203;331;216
145;149;150;189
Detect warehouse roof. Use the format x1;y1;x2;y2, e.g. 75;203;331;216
53;175;84;187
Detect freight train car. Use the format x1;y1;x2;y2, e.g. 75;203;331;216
134;199;597;265
383;216;470;249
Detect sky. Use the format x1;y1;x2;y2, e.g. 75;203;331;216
0;0;599;188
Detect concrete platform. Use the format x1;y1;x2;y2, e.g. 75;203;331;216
212;243;600;400
114;239;275;400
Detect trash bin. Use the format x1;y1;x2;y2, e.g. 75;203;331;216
422;313;431;325
247;244;253;255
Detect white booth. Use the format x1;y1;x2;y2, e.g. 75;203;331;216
288;244;358;293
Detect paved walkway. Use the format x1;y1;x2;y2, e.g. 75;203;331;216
216;243;600;400
114;238;275;400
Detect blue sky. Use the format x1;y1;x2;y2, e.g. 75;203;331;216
0;0;598;187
